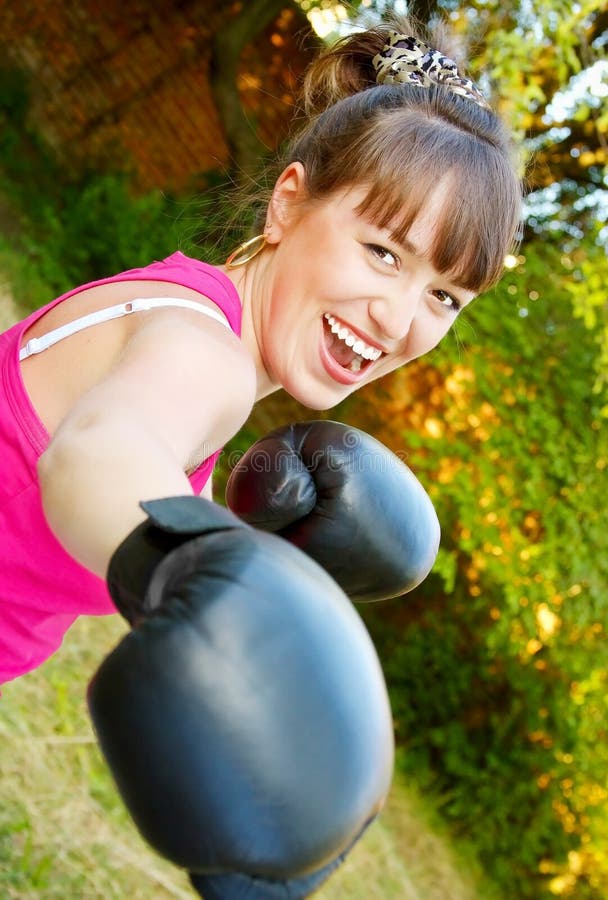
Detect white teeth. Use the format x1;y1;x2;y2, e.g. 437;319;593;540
349;357;362;372
324;313;382;362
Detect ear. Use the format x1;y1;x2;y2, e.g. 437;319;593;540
266;162;308;243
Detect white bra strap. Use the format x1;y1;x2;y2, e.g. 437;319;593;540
19;296;232;361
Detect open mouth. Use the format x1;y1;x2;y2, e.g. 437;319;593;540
322;313;383;374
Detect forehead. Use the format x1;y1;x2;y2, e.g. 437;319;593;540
332;178;450;227
338;178;462;269
388;179;452;250
352;171;496;292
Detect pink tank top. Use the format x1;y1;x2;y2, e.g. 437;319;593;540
0;252;242;683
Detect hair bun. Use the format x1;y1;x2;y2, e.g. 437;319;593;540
300;27;391;117
299;18;468;119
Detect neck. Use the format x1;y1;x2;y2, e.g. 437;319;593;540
220;256;279;402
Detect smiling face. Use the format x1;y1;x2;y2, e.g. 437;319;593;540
238;164;475;410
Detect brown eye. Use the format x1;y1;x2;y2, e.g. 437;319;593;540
434;290;460;311
367;244;399;269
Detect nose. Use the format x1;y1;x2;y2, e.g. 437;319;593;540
368;287;420;344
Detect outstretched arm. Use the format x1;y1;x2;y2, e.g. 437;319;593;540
88;495;394;898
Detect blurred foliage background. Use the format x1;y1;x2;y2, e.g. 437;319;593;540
0;1;606;898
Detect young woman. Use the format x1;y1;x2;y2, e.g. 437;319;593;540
0;17;523;898
0;20;521;685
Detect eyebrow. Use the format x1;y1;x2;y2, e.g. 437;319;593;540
398;236;423;257
390;232;427;261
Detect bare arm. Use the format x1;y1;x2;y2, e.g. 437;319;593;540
38;313;255;578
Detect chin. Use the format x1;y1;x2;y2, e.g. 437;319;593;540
304;399;341;412
285;384;351;412
285;392;330;412
280;367;357;412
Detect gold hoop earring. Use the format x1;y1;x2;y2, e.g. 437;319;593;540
225;234;267;269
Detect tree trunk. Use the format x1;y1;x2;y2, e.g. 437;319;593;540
211;0;298;180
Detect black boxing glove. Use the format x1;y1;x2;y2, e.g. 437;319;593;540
225;421;440;602
88;496;394;898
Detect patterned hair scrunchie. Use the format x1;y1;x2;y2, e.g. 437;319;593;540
372;32;490;110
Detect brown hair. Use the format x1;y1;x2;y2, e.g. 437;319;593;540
275;18;522;293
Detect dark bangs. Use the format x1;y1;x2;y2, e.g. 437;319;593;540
352;108;521;292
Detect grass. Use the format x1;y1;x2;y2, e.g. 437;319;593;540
0;615;490;900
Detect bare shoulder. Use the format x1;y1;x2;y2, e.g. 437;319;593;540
22;278;248;433
23;275;255;466
94;306;257;466
43;300;256;480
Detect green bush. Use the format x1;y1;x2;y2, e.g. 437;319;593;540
347;235;608;899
